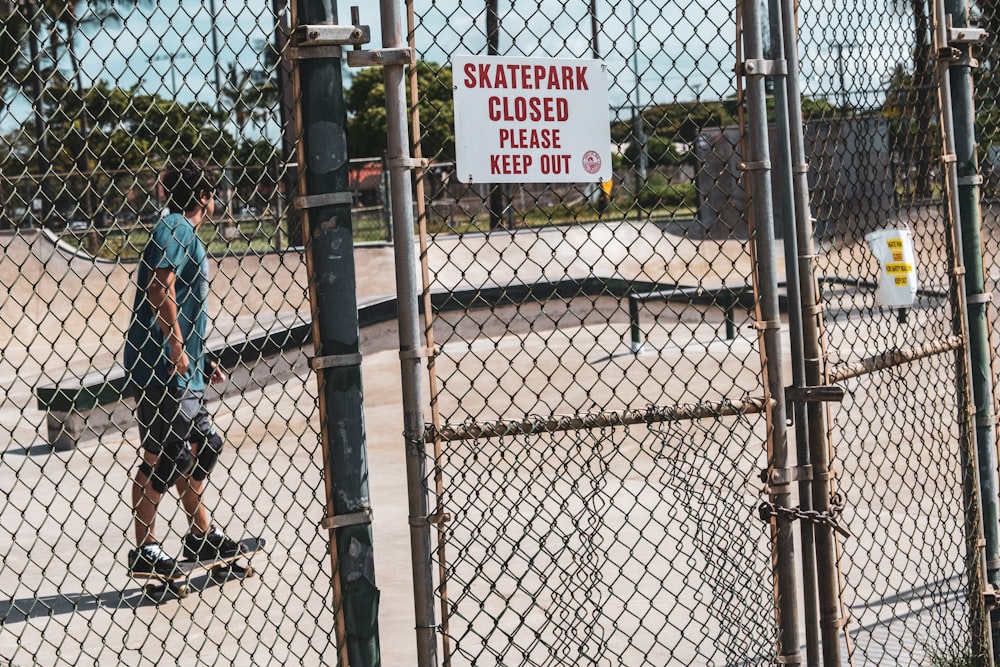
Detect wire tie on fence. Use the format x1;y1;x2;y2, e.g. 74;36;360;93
776;653;802;665
321;508;373;530
957;174;983;186
751;319;781;330
408;512;451;527
399;346;438;361
294;192;355;209
388;157;430;170
738;160;771;172
940;153;958;165
804;303;823;316
310;352;363;370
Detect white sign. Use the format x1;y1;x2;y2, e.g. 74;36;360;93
453;55;612;184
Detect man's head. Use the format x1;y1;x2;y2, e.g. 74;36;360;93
160;157;219;215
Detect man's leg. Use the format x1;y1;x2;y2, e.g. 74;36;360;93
176;441;211;536
133;449;164;546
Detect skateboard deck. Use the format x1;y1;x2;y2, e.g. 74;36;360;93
132;536;265;601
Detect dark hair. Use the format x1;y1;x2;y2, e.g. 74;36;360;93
160;157;219;214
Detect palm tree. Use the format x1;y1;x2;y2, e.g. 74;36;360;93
37;0;149;234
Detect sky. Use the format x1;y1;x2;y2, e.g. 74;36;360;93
2;0;916;133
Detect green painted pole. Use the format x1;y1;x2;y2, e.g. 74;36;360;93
940;1;999;661
296;0;381;663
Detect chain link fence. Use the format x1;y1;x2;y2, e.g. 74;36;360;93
1;0;998;665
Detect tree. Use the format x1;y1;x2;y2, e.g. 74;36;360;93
1;81;231;219
222;39;281;140
345;60;455;162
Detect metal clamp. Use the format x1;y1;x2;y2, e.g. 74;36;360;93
310;352;363;370
294;192;354;209
347;47;415;68
967;292;993;305
785;384;845;404
286;45;343;61
321;508;373;530
738;160;771;172
957;174;984;186
399;346;438;361
294;24;370;47
761;465;813;492
948;27;987;44
740;59;787;76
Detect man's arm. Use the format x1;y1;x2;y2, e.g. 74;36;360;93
147;267;189;377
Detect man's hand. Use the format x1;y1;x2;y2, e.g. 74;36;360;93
208;360;227;385
169;341;190;376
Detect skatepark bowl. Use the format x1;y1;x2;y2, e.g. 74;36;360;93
0;213;997;665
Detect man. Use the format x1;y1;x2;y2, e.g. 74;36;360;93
123;157;240;575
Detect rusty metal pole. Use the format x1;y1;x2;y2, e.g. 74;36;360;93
739;0;802;663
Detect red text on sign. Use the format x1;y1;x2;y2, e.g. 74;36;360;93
490;154;533;175
498;128;562;150
463;63;589;91
488;96;569;122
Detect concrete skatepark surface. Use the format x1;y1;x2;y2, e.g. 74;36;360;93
0;219;974;665
0;224;764;665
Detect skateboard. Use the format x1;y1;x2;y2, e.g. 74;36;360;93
132;536;265;601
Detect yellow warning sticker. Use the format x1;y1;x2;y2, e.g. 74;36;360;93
886;239;904;249
894;276;909;286
892;251;903;261
885;262;913;274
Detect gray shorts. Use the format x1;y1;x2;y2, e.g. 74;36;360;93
136;385;213;456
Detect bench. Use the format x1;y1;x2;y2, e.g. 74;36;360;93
35;313;312;450
627;285;754;352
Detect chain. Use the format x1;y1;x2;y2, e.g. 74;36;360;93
758;494;850;538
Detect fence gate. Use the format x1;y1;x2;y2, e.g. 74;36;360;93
405;0;995;665
407;0;788;664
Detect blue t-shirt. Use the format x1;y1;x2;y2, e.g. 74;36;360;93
124;213;209;390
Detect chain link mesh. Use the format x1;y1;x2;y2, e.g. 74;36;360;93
413;0;991;665
798;0;987;663
0;0;352;663
1;0;997;664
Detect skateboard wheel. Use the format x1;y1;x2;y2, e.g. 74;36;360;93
244;565;255;578
173;583;189;598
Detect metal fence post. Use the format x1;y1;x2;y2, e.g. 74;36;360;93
294;0;381;663
767;0;821;662
739;0;801;663
376;0;440;665
937;0;997;661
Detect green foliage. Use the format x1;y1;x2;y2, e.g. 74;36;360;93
346;61;455;160
0;81;234;219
